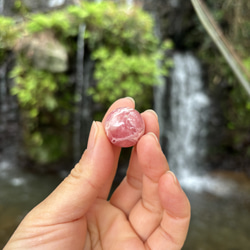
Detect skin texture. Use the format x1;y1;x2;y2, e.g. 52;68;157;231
4;97;191;250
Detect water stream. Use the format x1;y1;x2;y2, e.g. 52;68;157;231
167;52;210;179
0;160;63;248
74;24;86;162
0;60;7;108
126;0;134;8
74;24;92;163
48;0;65;8
0;57;19;165
0;0;4;14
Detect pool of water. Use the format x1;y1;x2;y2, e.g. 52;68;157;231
0;160;63;248
1;159;250;249
182;172;250;250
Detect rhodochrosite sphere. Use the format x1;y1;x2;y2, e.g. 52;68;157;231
104;107;145;147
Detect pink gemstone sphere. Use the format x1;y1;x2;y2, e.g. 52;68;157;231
104;107;145;147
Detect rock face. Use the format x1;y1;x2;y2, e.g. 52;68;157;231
23;0;67;10
15;32;68;73
1;0;74;15
143;0;195;48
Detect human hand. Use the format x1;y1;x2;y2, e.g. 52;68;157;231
4;97;190;250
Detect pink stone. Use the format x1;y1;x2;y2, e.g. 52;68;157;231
104;107;145;147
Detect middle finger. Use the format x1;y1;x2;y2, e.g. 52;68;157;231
110;110;159;214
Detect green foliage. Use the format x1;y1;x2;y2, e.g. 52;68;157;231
88;44;172;107
24;2;172;109
78;2;157;53
11;59;58;117
196;0;250;163
10;56;71;163
243;57;250;72
13;0;28;15
28;130;69;164
224;84;250;133
27;11;76;37
76;2;172;108
0;16;20;49
4;1;173;163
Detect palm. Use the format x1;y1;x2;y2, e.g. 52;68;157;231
85;199;143;249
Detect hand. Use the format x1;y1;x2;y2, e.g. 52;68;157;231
4;97;190;250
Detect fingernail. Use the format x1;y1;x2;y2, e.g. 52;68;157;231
147;132;159;144
145;109;158;120
167;171;177;184
125;96;135;105
87;121;98;150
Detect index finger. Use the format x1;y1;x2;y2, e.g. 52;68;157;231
99;97;135;199
102;97;135;122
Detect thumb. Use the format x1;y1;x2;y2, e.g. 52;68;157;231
30;121;116;224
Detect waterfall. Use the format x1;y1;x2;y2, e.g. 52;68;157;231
155;52;210;179
169;0;179;7
0;0;4;14
74;24;85;163
0;57;19;165
0;60;9;144
162;53;240;196
48;0;65;8
74;24;93;163
168;53;210;178
0;61;7;106
126;0;134;8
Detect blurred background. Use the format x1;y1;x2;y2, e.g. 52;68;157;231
1;0;250;249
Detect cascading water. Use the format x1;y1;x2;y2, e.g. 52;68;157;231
48;0;65;8
126;0;134;8
74;24;93;163
157;57;250;250
0;0;4;14
155;52;240;196
0;60;7;108
169;0;179;7
0;62;8;159
167;52;210;178
74;24;85;162
0;56;19;165
156;52;233;191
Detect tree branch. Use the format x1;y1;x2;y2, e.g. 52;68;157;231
190;0;250;97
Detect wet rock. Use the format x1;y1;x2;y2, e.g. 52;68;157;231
23;0;66;10
1;0;74;17
15;31;68;73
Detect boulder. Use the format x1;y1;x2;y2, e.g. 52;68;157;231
15;31;68;73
